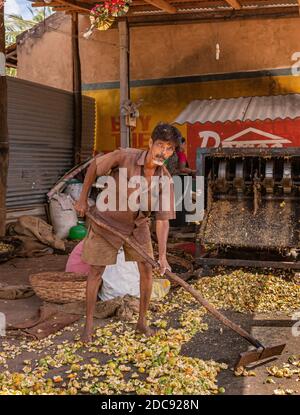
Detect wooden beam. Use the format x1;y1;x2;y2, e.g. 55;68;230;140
144;0;177;14
224;0;241;9
6;54;17;61
72;12;83;164
126;5;299;25
52;7;74;11
0;4;9;236
32;0;91;10
32;2;63;6
119;19;130;148
55;0;91;13
65;10;90;14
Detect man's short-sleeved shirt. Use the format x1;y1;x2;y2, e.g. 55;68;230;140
89;147;176;244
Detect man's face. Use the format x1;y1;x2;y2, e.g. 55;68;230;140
149;139;175;166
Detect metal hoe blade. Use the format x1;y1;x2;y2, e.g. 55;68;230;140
236;343;286;369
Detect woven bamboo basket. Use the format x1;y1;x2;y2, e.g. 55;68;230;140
29;272;87;304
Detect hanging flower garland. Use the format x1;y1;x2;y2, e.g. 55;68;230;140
84;0;131;38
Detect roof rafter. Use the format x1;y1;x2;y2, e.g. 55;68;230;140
31;0;92;12
224;0;241;9
55;0;90;12
32;2;64;6
29;0;300;19
144;0;177;13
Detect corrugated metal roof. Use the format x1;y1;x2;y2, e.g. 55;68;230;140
174;94;300;124
29;0;300;18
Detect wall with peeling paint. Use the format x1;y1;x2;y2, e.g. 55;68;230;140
17;13;73;91
15;13;300;154
16;14;300;90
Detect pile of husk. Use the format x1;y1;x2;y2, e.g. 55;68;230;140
1;266;298;395
192;269;300;314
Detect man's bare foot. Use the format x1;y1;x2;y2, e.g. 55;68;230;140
81;328;93;343
135;323;156;337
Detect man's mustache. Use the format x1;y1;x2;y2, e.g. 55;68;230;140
154;154;167;161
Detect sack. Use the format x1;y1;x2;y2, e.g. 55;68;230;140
99;248;140;301
6;215;65;257
64;181;83;202
99;248;170;301
65;240;91;274
49;193;78;239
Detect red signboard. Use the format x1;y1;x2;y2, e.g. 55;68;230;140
187;118;300;169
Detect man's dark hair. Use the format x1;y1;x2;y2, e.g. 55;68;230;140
151;123;182;148
181;137;186;144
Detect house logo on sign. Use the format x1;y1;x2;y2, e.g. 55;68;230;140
199;127;292;148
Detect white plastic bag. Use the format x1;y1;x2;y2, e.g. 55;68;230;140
99;248;140;301
49;193;78;239
99;248;171;301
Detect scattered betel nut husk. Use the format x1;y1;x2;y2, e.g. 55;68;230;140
234;367;256;377
0;299;228;395
273;388;295;395
1;266;298;395
0;242;13;253
193;270;300;314
266;364;300;379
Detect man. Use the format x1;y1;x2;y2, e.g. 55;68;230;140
75;123;181;341
177;138;197;176
165;143;180;176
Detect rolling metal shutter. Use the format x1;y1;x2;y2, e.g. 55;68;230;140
6;77;95;209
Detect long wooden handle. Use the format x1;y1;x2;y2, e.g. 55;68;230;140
86;211;263;348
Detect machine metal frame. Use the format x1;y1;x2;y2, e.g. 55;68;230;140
195;146;300;270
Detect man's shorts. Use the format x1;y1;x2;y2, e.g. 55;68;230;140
81;223;154;267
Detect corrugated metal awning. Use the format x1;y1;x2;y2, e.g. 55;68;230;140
174;94;300;124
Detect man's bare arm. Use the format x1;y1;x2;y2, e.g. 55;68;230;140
74;160;97;217
179;162;196;175
75;149;122;217
156;219;171;274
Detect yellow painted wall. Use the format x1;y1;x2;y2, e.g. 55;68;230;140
84;74;300;153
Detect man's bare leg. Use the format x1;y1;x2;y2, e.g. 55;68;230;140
81;265;105;343
136;261;154;336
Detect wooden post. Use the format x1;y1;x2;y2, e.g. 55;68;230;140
118;18;130;148
0;4;9;236
72;12;82;164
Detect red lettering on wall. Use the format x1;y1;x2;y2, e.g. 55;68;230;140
132;132;151;148
140;115;151;131
111;117;120;132
111;133;120;148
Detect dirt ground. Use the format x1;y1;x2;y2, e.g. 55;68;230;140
0;254;299;395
